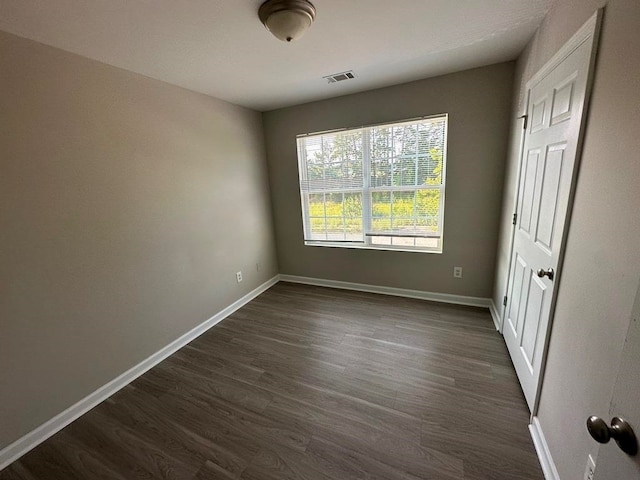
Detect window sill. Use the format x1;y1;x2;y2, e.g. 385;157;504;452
303;241;442;254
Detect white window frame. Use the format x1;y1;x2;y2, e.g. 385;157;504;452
296;115;448;254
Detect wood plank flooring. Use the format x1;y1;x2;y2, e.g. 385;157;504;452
0;282;544;479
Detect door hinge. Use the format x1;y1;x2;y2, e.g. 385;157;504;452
512;213;517;225
518;114;528;130
503;295;508;307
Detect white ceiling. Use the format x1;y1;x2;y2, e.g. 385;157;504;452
0;1;553;111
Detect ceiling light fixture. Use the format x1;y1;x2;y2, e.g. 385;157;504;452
258;0;316;43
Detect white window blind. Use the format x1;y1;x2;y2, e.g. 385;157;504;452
297;114;447;253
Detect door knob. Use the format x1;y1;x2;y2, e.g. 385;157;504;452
536;268;554;280
587;416;638;456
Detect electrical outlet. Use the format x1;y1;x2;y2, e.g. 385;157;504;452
583;454;596;480
256;262;261;272
453;266;463;278
236;271;243;283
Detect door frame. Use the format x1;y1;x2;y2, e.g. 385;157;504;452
501;9;603;416
593;278;640;478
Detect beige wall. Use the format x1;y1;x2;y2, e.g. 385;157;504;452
492;0;640;478
263;63;514;299
0;31;278;450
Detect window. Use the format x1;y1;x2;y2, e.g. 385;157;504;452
296;115;447;253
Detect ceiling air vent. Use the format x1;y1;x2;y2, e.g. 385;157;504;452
323;71;356;84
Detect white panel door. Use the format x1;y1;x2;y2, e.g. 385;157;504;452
592;281;640;479
504;18;599;411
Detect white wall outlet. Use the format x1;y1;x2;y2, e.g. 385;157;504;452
236;271;243;283
583;454;596;480
256;262;261;272
453;266;463;278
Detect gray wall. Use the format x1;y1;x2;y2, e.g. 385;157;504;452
0;31;278;450
263;63;514;299
492;0;640;477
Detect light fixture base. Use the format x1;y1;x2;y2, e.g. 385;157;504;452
259;0;316;42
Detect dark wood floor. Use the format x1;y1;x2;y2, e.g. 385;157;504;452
1;282;543;480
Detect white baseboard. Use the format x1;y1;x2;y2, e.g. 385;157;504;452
0;275;279;471
529;416;560;480
279;274;491;308
489;300;502;331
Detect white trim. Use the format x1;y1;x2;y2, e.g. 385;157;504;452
0;275;279;471
489;300;502;331
527;10;601;90
279;274;490;308
303;241;442;254
529;416;561;480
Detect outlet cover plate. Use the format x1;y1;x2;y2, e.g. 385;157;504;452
583;454;596;480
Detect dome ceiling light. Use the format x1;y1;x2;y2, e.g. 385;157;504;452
258;0;316;43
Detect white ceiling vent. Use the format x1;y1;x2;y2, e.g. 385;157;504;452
323;71;356;84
